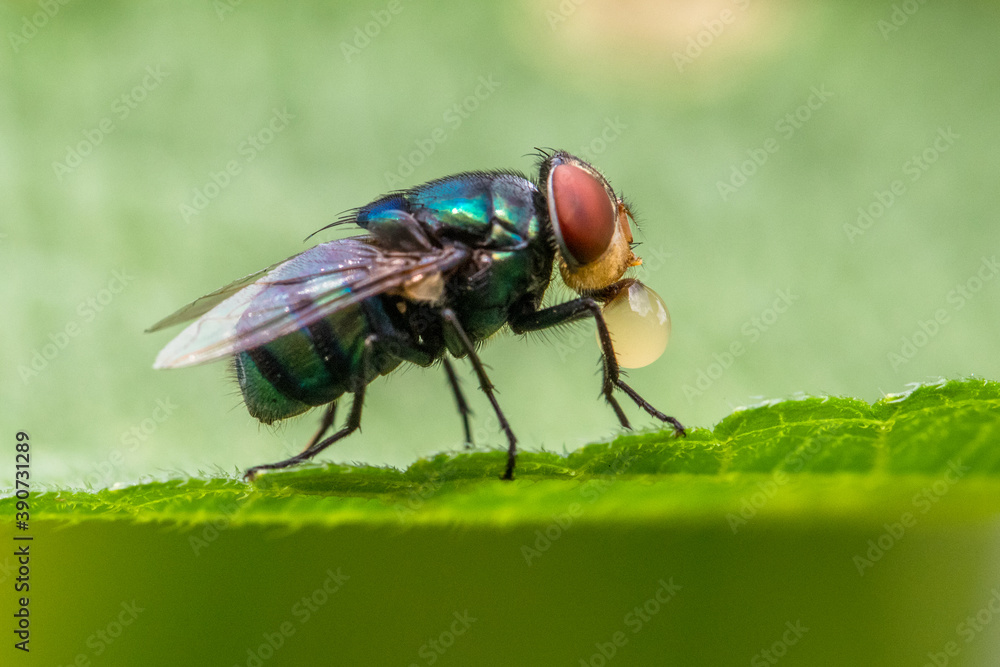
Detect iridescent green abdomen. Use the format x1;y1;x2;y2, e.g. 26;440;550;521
235;300;401;424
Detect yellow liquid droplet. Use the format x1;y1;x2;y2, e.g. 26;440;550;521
598;281;671;369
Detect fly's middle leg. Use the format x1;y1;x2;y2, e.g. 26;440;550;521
441;309;518;480
442;356;474;448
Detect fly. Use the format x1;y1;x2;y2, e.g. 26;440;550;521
148;150;686;480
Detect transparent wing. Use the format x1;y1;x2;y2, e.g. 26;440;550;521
151;237;469;369
146;265;277;333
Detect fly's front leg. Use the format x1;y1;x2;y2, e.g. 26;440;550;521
510;294;686;437
440;309;518;480
511;297;629;426
592;304;686;435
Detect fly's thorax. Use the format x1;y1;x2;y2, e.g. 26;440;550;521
407;171;540;248
413;171;554;342
487;173;541;243
441;246;541;347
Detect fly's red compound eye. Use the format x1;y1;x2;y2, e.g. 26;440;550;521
549;163;616;266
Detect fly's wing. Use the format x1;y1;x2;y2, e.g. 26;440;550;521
152;236;469;369
146;265;277;333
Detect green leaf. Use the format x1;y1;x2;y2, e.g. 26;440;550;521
10;378;1000;667
7;378;1000;528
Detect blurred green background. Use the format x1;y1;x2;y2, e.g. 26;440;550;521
3;0;999;489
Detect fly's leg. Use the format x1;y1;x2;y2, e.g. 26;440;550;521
442;356;474;448
303;402;337;452
243;387;363;480
510;294;686;437
360;322;479;449
591;302;686;434
361;303;477;450
441;309;518;480
243;337;374;481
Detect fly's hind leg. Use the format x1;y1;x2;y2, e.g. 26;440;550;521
442;357;474;448
243;337;373;481
304;402;337;452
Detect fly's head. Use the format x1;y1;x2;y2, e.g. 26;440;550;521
539;150;672;369
540;151;640;293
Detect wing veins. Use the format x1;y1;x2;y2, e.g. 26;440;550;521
155;243;469;368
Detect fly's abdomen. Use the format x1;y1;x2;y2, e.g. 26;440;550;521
235;301;401;424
